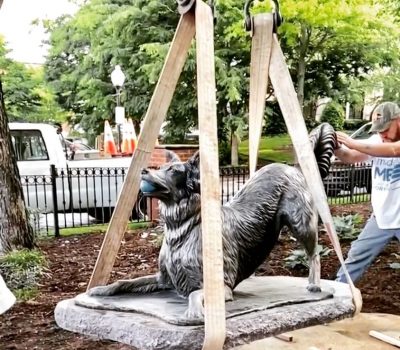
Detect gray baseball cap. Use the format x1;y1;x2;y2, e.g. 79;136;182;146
370;102;400;132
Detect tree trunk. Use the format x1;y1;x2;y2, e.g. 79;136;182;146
297;24;310;111
0;81;34;255
230;131;239;166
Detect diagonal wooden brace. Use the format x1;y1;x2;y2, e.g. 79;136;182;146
87;13;196;290
248;14;273;176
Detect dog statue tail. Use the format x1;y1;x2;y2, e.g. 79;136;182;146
307;122;337;179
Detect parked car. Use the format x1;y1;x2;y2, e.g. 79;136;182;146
9;123;142;221
323;122;373;197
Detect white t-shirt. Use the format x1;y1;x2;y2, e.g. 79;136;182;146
368;136;400;229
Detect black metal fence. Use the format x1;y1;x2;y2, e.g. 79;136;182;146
22;162;371;236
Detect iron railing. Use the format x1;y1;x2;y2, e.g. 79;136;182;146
22;162;372;236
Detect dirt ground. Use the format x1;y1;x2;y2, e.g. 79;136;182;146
0;202;399;350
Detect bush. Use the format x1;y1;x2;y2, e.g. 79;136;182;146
0;249;50;300
320;101;345;130
333;214;363;241
284;244;332;269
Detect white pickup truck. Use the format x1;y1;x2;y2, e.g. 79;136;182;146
10;123;134;221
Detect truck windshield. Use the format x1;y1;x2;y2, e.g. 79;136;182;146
11;130;49;161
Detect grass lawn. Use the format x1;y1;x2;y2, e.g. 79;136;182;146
48;222;151;237
239;134;294;164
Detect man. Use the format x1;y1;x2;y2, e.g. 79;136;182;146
334;101;400;283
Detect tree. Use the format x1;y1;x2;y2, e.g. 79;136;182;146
0;36;66;124
43;0;400;159
279;0;400;112
0;81;35;255
44;0;252;163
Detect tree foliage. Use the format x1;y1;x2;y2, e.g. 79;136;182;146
0;36;66;123
43;0;400;144
320;101;345;130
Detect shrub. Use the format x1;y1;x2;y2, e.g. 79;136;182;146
333;214;363;241
284;244;332;269
0;249;50;300
320;101;345;130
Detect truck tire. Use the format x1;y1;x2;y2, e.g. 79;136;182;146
88;207;114;223
88;197;148;223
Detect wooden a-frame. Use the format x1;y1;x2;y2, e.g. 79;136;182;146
88;2;226;348
88;2;361;349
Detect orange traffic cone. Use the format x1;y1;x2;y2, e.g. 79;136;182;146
103;120;118;156
121;119;133;155
128;118;138;154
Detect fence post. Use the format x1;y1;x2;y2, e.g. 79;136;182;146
349;164;355;202
50;164;60;237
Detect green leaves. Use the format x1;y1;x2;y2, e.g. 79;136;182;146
284;244;332;269
333;214;363;241
41;0;400;145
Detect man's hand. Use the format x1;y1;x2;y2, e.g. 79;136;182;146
336;131;357;150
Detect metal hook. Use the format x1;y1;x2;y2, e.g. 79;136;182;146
176;0;196;15
244;0;283;33
176;0;216;22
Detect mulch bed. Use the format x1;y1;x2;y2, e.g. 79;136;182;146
0;202;399;350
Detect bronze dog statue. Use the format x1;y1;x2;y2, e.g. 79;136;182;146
89;123;336;320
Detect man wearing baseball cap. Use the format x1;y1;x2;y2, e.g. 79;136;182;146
334;101;400;284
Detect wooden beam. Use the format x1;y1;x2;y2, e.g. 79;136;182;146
268;34;362;314
87;12;196;289
195;1;226;349
369;330;400;347
248;14;273;176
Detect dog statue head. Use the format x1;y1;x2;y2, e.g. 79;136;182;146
140;151;200;203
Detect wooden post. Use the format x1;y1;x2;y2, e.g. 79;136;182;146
248;14;273;176
87;13;196;289
195;2;226;349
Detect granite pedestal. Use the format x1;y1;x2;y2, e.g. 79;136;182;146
55;276;355;349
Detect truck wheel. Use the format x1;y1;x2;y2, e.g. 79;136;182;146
88;199;147;223
88;207;114;223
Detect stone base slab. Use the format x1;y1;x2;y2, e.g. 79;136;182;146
55;276;355;349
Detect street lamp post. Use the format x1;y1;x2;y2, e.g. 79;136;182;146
111;65;126;153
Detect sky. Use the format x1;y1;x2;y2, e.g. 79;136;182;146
0;0;79;65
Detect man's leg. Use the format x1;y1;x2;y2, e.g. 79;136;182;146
336;215;394;284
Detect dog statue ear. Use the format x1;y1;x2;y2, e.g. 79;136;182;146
188;151;200;168
186;151;201;193
165;150;181;163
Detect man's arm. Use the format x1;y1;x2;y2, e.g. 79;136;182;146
336;131;400;158
334;146;370;164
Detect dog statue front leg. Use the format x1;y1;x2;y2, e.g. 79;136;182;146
307;253;321;293
184;286;234;321
88;274;167;296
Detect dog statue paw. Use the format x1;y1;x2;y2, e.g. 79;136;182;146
87;284;118;297
185;289;204;321
307;284;322;293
